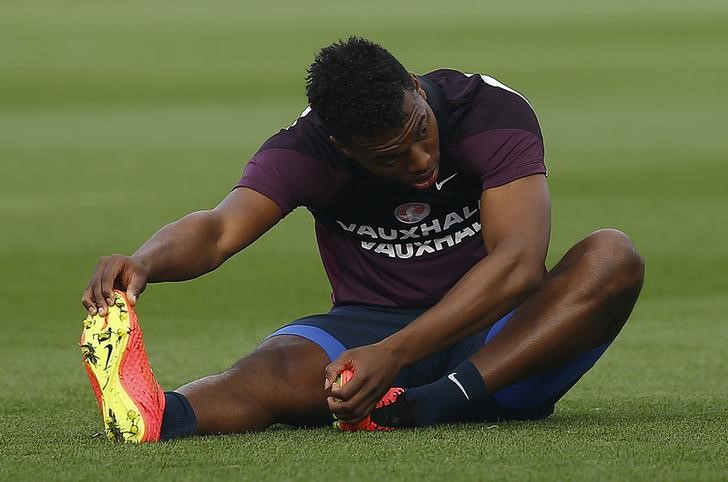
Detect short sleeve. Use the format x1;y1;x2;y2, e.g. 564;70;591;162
452;86;546;190
235;148;340;215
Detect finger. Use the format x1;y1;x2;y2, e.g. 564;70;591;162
81;287;97;315
329;374;372;421
125;273;146;306
329;395;360;421
100;257;122;307
92;281;107;316
335;367;390;423
91;260;108;316
336;382;382;423
125;291;137;306
324;359;348;392
330;371;366;401
330;396;367;423
354;385;387;422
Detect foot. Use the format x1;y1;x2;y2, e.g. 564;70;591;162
334;370;417;431
80;290;165;442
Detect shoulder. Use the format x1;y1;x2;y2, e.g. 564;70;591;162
237;107;351;213
424;69;541;141
425;69;546;189
256;107;344;162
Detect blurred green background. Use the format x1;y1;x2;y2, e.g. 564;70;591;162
1;1;727;481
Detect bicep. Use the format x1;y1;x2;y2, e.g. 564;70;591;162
480;174;551;268
212;187;284;259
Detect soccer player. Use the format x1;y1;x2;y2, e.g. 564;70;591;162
80;37;644;442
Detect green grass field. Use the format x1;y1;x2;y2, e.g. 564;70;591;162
1;1;727;480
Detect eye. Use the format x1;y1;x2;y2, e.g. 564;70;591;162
379;157;399;167
416;123;428;140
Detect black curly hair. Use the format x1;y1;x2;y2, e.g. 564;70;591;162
306;37;414;140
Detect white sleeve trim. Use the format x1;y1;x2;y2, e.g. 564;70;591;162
287;106;312;129
464;73;534;109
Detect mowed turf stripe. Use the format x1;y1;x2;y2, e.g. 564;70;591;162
1;0;727;480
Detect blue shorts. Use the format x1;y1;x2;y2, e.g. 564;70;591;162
267;305;611;422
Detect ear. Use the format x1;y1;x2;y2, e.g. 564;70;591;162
329;136;353;157
410;73;426;100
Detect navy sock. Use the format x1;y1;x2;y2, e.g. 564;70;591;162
160;391;198;440
406;360;488;426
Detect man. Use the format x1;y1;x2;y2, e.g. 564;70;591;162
81;37;644;442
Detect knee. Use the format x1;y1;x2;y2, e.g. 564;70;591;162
222;338;292;392
253;335;329;382
582;228;645;297
244;336;331;424
227;335;329;402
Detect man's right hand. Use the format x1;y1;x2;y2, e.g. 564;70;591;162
82;255;149;316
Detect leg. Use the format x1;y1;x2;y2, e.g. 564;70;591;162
168;305;424;436
175;335;331;434
471;228;645;399
373;229;645;428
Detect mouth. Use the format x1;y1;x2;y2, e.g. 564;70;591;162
411;166;439;189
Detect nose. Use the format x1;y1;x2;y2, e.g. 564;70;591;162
406;143;431;174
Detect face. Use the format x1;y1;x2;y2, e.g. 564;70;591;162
331;78;441;190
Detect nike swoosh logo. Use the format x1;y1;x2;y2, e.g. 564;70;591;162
447;372;470;400
104;344;113;370
435;173;458;191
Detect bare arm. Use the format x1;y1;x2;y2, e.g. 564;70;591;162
381;174;551;364
82;187;282;315
327;174;551;421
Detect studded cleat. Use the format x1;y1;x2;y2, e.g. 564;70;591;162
333;370;416;432
80;290;165;442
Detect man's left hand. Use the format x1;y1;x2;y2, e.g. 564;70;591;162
325;343;403;423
